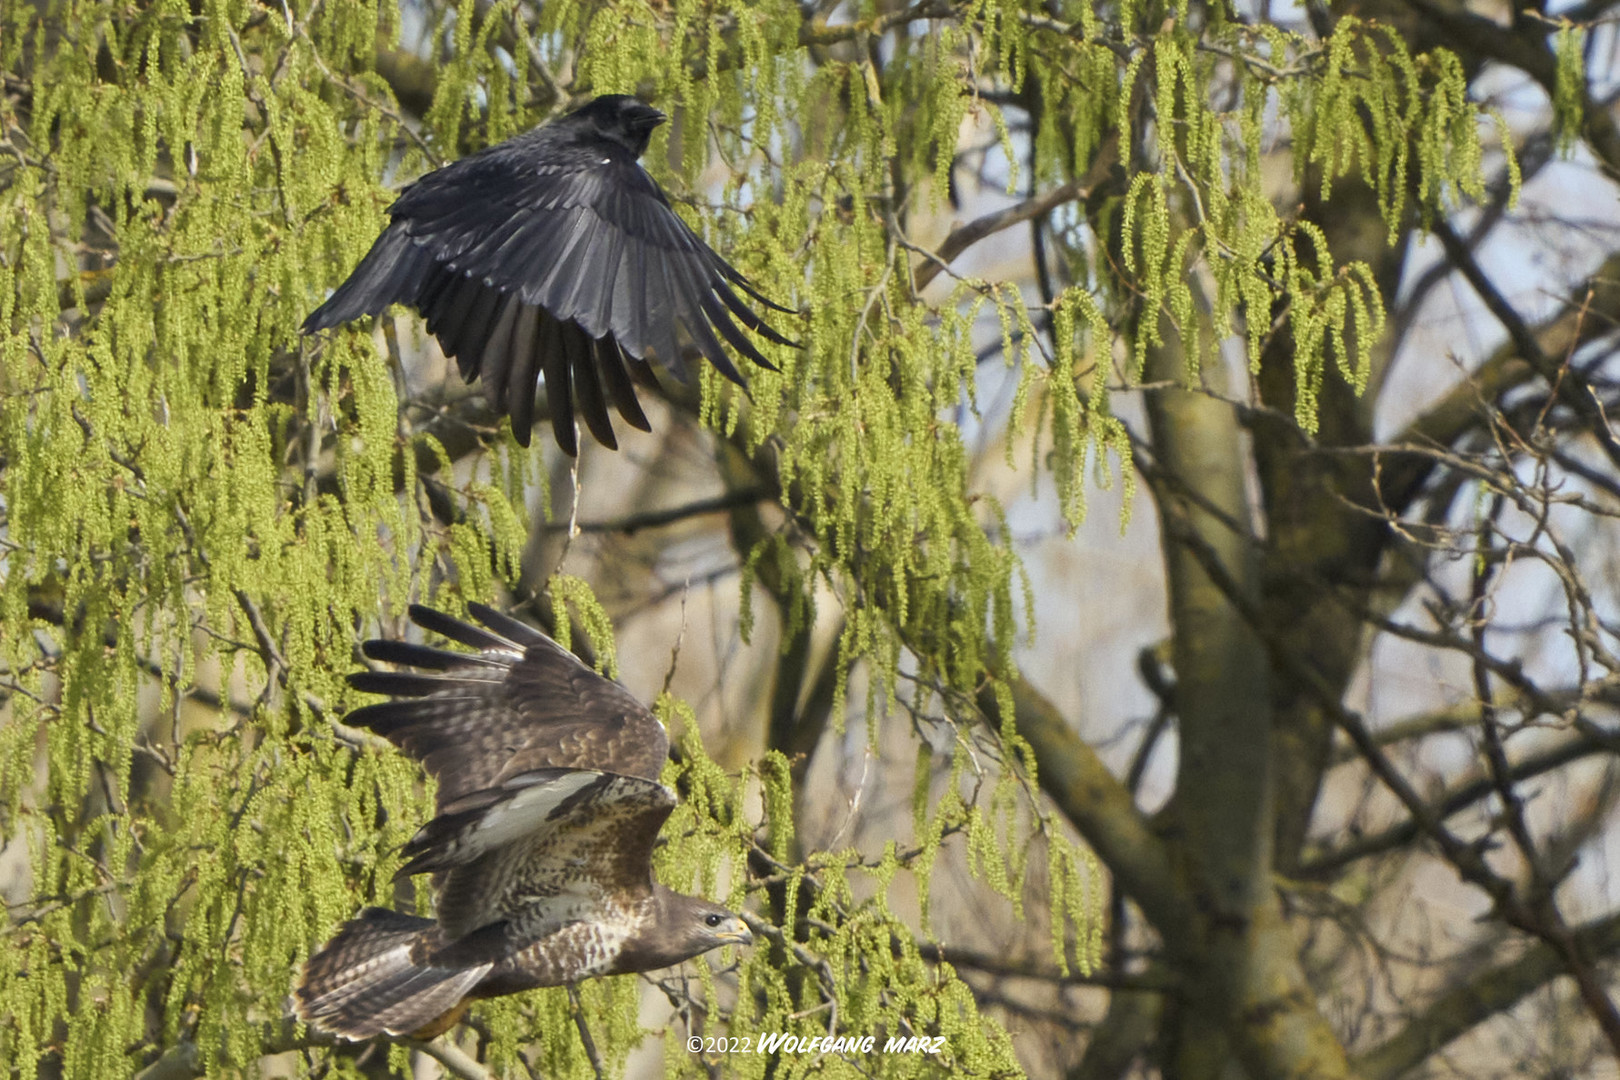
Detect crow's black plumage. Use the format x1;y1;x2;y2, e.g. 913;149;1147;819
304;94;794;454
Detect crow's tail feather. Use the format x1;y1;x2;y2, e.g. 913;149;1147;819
293;907;491;1040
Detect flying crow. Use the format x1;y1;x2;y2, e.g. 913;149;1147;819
304;94;793;454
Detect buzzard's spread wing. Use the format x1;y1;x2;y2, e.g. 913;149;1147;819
402;769;675;939
346;603;667;805
344;605;675;940
296;601;750;1041
302;97;793;454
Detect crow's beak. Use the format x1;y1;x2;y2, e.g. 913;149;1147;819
629;105;667;132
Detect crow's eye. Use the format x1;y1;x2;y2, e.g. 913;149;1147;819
705;913;724;928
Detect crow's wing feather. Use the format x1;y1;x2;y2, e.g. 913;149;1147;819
303;226;432;332
536;313;576;455
305;104;793;453
507;303;542;445
448;285;502;372
397;143;778;377
595;337;652;432
564;317;616;448
478;296;521;411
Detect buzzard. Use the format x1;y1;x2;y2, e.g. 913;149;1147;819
295;603;752;1040
303;94;795;455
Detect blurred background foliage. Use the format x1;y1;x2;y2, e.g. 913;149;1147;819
4;0;1619;1078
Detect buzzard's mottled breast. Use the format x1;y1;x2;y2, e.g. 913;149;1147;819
295;604;750;1041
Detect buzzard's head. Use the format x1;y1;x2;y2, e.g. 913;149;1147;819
687;903;754;951
664;891;754;957
618;888;753;972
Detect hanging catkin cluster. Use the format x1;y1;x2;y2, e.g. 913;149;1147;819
0;0;1524;1075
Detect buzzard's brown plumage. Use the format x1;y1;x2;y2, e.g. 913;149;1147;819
294;604;751;1040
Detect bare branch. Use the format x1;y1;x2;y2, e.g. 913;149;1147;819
543;487;774;535
1431;218;1620;472
1356;911;1620;1080
402;1038;495;1080
1302;728;1620;877
913;138;1118;292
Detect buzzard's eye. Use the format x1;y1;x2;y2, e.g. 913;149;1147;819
705;914;724;928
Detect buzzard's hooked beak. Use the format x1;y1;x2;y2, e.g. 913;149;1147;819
716;918;754;947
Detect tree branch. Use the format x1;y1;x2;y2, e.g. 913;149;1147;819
974;676;1200;958
797;0;962;46
912;137;1117;291
1302;727;1620;877
1327;686;1605;765
1408;0;1620;178
1385;252;1620;515
1162;493;1620;1056
916;941;1174;991
1431;218;1620;471
402;1037;494;1080
1355;911;1620;1080
542;487;774;535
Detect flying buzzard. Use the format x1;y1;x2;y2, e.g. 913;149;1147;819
303;94;795;455
295;603;752;1040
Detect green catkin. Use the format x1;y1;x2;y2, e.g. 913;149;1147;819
2;2;1512;1075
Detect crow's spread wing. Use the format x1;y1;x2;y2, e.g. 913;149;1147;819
304;124;792;453
345;603;668;806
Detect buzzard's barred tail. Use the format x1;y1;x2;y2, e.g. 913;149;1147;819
294;908;491;1040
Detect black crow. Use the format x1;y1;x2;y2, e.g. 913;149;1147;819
304;94;794;454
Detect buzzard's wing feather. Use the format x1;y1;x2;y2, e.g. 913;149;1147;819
421;770;675;938
293;907;491;1041
349;671;504;698
408;602;534;651
463;601;552;646
399;768;670;875
344;607;667;808
359;638;509;672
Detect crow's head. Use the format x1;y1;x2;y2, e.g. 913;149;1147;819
570;94;667;158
